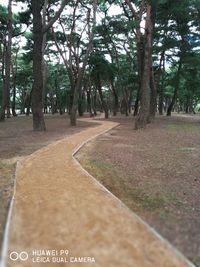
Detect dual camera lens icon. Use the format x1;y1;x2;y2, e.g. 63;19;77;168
9;251;29;261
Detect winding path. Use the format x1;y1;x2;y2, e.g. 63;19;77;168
2;119;194;267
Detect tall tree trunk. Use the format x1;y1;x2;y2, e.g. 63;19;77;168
167;59;182;116
55;72;64;115
135;1;152;129
86;89;92;116
148;68;157;121
11;66;17;117
31;0;67;129
78;89;84;117
96;74;109;119
133;89;140;116
11;47;19;117
70;0;97;126
158;53;165;115
124;1;144;117
133;30;143;117
93;88;97;116
42;0;48;106
148;0;158;122
158;83;164;115
31;0;46;131
124;89;129;116
26;89;32;116
0;0;12;121
70;72;83;126
110;80;118;116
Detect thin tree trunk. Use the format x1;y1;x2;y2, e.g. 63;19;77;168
42;0;48;106
96;74;109;119
158;82;164;115
11;65;17;116
110;80;118;116
93;88;97;116
31;0;46;131
124;1;144;117
167;59;182;116
158;53;165;115
11;47;19;117
133;90;140;116
26;89;32;116
70;0;97;126
148;0;158;122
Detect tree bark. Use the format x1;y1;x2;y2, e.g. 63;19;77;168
31;0;46;131
11;64;17;117
0;0;12;121
31;0;67;130
135;1;152;129
11;47;19;117
147;0;158;122
148;67;157;121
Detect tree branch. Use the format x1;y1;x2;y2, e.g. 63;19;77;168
124;0;139;20
42;0;69;33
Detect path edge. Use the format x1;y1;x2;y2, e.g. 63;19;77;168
0;161;19;267
72;121;196;267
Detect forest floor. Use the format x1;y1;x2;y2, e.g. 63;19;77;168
1;114;192;267
0;113;199;266
76;114;200;267
0;114;97;254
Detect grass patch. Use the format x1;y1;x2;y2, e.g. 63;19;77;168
83;158;169;212
128;188;168;211
142;194;168;211
89;159;114;170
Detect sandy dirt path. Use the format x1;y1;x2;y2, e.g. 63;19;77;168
2;119;194;267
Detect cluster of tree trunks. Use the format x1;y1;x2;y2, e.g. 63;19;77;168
0;0;198;131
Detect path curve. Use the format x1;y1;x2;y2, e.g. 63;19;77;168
1;119;194;267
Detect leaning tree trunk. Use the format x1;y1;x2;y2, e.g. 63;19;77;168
31;0;46;131
135;1;152;129
0;0;12;121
